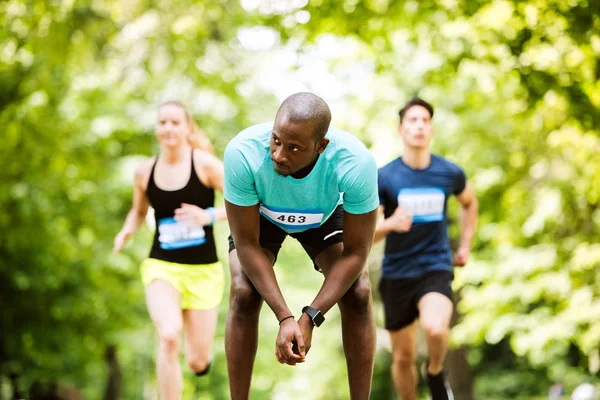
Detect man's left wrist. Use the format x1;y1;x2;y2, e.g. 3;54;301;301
302;306;325;327
299;313;314;329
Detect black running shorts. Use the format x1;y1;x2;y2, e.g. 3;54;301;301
379;270;454;331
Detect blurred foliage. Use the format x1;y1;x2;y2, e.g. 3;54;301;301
1;0;599;398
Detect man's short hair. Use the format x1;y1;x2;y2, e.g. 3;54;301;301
276;92;332;140
398;97;434;122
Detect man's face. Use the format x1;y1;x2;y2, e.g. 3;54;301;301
270;115;328;176
399;105;433;149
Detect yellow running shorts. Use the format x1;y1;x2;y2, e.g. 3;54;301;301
140;258;225;310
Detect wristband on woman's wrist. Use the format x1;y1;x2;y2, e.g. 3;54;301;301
206;207;216;225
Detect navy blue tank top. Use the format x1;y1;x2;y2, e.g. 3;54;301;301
147;152;218;265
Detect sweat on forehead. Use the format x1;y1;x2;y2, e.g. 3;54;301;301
276;92;332;140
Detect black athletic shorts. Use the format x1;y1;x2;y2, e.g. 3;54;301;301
228;205;344;271
379;270;454;331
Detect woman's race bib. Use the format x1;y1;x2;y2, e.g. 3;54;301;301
158;217;206;250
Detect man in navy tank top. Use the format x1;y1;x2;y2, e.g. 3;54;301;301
374;98;478;400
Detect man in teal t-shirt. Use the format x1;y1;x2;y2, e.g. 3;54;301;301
224;92;378;400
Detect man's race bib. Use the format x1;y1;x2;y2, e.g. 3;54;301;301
158;217;206;250
260;205;324;229
397;187;445;223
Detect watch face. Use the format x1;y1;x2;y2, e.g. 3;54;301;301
313;312;325;327
303;306;325;327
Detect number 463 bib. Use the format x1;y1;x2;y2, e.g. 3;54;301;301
260;205;324;230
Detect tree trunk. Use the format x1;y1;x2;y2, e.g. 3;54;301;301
9;373;24;400
447;290;475;400
103;345;122;400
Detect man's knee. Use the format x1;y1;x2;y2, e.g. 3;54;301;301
229;277;262;314
419;293;452;341
339;274;372;311
422;320;450;342
392;347;417;370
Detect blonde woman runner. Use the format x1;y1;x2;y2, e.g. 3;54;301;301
113;101;226;399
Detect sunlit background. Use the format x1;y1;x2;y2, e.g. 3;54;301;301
1;0;600;398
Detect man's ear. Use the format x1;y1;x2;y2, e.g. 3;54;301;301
317;138;330;154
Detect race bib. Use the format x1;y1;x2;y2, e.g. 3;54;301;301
260;205;324;229
157;217;206;250
398;188;445;223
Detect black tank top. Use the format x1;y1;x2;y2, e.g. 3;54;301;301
147;152;218;265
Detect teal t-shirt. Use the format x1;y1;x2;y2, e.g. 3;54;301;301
224;122;379;233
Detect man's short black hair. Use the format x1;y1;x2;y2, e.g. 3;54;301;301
276;92;332;140
398;97;434;122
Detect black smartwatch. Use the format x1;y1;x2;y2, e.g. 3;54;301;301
302;306;325;327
